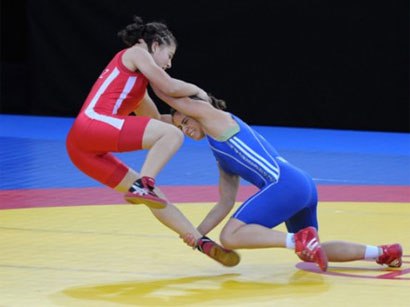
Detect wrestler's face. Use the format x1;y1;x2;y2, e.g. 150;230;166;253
151;42;176;70
173;112;205;140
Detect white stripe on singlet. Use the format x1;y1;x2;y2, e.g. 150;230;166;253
113;76;137;114
229;136;280;181
209;144;269;186
85;67;136;130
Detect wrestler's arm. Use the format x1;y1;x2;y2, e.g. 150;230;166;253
197;165;240;236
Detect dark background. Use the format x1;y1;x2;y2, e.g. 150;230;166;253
1;0;409;132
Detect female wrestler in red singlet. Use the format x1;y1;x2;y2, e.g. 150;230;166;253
66;16;240;267
67;16;203;206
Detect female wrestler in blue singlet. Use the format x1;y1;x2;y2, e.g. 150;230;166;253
206;113;318;232
153;90;402;271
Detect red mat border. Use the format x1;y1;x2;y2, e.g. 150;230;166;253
1;185;409;210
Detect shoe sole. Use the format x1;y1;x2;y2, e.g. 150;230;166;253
208;245;241;267
308;228;328;272
124;196;167;209
315;246;328;272
388;262;402;268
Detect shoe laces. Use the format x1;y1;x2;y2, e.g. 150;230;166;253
129;177;156;195
129;184;149;195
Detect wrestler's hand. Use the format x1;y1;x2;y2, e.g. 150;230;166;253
190;90;210;102
180;233;197;248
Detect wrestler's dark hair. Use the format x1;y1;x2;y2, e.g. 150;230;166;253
118;15;177;52
170;93;227;117
207;94;227;110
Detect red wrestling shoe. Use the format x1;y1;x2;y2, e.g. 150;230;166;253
124;177;167;209
376;244;402;268
196;236;240;267
294;226;328;271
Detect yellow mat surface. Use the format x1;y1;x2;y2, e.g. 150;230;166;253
1;202;409;306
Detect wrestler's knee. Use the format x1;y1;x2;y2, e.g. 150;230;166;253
219;221;241;249
166;125;184;146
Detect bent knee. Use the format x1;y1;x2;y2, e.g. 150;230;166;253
161;125;183;147
219;219;246;249
143;120;184;148
220;231;236;250
168;125;184;143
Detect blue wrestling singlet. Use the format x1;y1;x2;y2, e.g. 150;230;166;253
206;114;318;232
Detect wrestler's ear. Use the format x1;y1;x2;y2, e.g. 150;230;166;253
151;41;160;53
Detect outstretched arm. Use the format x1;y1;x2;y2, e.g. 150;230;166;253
152;86;212;120
197;166;240;236
123;44;205;97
